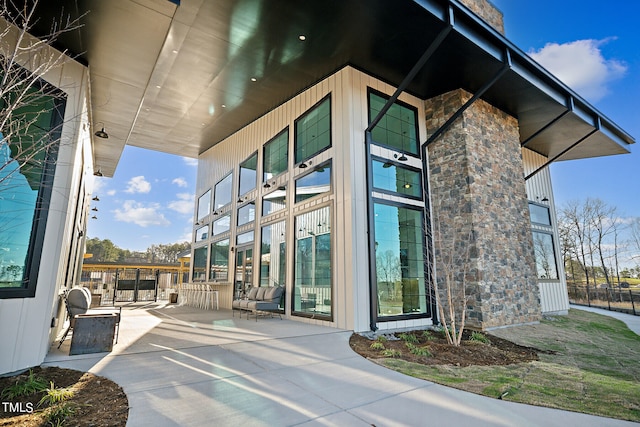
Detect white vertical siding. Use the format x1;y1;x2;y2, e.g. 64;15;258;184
522;148;570;314
196;67;434;331
0;42;92;374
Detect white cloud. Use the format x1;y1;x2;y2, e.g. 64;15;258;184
172;177;188;187
529;38;626;102
168;193;194;215
124;176;151;194
114;200;170;227
107;189;116;196
182;157;198;167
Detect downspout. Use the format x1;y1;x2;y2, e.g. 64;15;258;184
363;17;453;332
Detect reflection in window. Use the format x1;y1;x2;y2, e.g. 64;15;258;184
214;173;232;210
197;190;211;221
192;246;208;281
295;96;331;163
0;86;64;295
239;153;257;196
195;225;209;242
529;203;551;226
374;202;427;317
263;187;286;215
210;239;230;281
212;214;230;235
295;162;331;203
372;160;422;199
260;221;286;288
264;129;288;181
532;231;558;279
237;202;255;226
293;206;331;317
237;231;254;245
369;91;418;155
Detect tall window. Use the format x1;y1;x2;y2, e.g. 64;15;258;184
293;206;331;317
214;173;232;210
260;222;286;287
372;159;422;199
263;129;288;181
295;96;331;164
197;190;211;221
529;203;558;280
192;246;208;281
369;91;418;155
295;162;331;203
210;239;230;281
239;153;257;196
374;202;428;317
0;85;65;298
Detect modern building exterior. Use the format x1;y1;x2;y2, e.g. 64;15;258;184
0;0;634;375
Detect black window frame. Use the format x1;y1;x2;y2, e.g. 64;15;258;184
294;160;332;204
367;88;420;158
213;172;233;210
263;127;289;183
238;151;258;196
294;95;332;165
371;198;432;322
371;156;423;201
0;92;66;299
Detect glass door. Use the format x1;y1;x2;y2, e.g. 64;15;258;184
235;247;253;298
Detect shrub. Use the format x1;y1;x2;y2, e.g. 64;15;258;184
398;332;419;344
38;382;75;407
381;349;402;358
406;342;432;357
0;369;48;399
370;341;385;351
469;331;491;344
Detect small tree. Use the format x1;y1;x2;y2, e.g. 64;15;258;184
430;195;476;347
1;0;84;182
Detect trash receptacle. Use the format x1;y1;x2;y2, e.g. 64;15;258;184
169;293;178;303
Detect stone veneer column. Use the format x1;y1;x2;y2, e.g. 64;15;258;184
425;89;541;329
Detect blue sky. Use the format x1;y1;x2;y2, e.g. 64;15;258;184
87;0;638;259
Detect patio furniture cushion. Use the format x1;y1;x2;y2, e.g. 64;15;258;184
246;287;259;300
255;287;267;300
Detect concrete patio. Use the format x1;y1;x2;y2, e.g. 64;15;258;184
44;303;638;426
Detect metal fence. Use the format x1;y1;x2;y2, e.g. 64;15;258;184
80;268;186;305
567;284;639;316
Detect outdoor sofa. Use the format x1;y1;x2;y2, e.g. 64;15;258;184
232;286;284;321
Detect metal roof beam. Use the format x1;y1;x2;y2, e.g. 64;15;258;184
524;125;599;181
520;97;574;148
366;19;453;133
423;49;512;148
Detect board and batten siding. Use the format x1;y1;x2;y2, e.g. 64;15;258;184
0;33;93;375
196;67;433;332
522;148;570;314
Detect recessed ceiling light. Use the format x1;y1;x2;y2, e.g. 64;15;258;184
221;104;226;108
299;35;306;41
172;49;178;54
250;77;257;82
156;85;161;89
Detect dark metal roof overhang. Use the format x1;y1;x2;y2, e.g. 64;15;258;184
28;0;633;176
406;0;634;162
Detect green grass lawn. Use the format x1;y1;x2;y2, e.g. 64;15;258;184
380;309;640;422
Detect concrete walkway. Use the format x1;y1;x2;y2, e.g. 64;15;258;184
44;303;638;427
571;304;640;335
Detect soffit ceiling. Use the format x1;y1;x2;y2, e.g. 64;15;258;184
31;0;634;177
